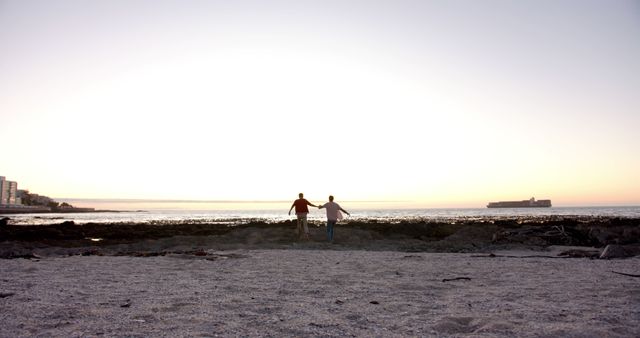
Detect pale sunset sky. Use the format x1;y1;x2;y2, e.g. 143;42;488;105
1;0;638;208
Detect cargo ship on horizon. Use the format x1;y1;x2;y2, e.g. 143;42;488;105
487;197;552;208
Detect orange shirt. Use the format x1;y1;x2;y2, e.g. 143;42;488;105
293;198;311;213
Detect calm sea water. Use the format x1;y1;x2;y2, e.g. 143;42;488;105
5;206;640;226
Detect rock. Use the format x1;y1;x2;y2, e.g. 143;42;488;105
0;217;9;226
588;224;640;246
599;244;640;259
81;249;102;256
193;249;208;256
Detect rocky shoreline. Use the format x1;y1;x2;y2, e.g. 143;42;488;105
1;217;638;259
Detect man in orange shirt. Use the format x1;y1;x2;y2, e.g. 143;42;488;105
288;193;318;240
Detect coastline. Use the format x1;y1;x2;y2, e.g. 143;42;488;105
0;207;121;214
1;217;638;259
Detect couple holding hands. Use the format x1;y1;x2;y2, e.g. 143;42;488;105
288;193;350;242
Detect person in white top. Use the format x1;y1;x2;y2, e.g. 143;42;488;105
318;195;350;242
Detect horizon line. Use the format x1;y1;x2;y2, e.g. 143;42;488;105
56;198;407;204
53;198;640;208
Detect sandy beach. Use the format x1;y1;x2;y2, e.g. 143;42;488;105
1;248;639;337
1;218;639;337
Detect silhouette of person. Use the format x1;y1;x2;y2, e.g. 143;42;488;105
288;193;317;240
318;195;350;242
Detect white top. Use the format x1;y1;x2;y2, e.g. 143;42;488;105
322;201;342;221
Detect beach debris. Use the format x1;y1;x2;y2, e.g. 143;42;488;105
1;252;41;260
442;277;471;282
600;244;640;259
473;247;639;260
335;299;344;305
120;300;131;308
0;292;16;298
611;271;640;278
600;245;626;259
558;249;600;258
472;253;575;259
110;250;246;260
0;217;9;226
370;301;380;304
491;223;588;246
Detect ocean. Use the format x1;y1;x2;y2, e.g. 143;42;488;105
5;204;640;226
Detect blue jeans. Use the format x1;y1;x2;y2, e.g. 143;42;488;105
326;220;337;241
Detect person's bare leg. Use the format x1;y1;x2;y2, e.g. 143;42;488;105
296;217;303;239
302;218;310;240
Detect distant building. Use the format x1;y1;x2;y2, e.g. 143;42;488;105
0;176;5;204
0;176;21;205
8;181;17;204
0;176;9;205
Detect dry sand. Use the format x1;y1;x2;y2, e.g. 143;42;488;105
1;248;639;337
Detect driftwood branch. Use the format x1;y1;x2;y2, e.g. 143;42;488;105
471;254;568;259
442;277;471;282
612;271;640;278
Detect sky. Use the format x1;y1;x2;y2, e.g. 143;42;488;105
1;0;639;208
